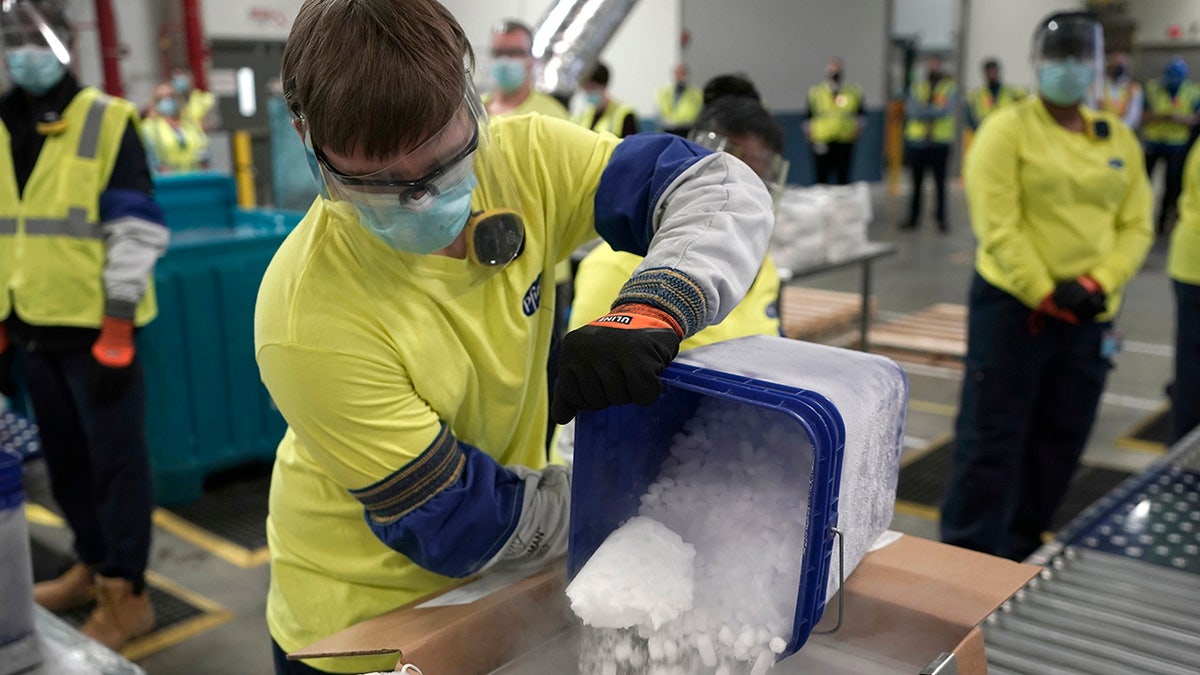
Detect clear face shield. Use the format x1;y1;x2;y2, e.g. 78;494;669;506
1;0;71;95
1031;13;1103;107
689;128;790;208
297;77;526;295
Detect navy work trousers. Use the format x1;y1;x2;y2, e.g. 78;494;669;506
1173;280;1200;443
905;143;950;227
23;349;152;587
941;275;1111;561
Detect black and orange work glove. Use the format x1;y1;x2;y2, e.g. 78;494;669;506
550;303;684;424
0;324;15;399
89;316;136;401
1052;276;1107;323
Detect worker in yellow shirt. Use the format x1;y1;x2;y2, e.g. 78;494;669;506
257;1;774;673
1100;51;1142;131
1143;58;1200;234
170;67;216;131
481;19;569;120
1169;142;1200;442
901;54;956;232
656;63;704;136
942;12;1152;562
572;62;638;138
142;82;210;173
965;58;1024;132
572;92;787;350
805;57;864;185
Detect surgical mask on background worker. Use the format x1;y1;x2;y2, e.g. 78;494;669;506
490;58;526;93
172;73;191;94
155;96;180;118
583;89;603;108
5;45;64;95
1039;60;1094;105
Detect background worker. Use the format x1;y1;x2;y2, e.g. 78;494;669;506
257;1;773;673
1142;57;1200;234
482;19;569;119
965;58;1024;132
572;61;638;138
805;57;864;185
656;63;704;136
571;92;787;351
0;0;169;650
1169;141;1200;443
1101;50;1142;131
901;54;956;232
941;12;1152;562
170;66;216;131
143;82;210;173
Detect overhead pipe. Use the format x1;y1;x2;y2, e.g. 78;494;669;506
93;0;123;97
532;0;640;101
182;0;207;90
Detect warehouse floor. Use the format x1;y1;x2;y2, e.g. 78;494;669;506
25;182;1179;675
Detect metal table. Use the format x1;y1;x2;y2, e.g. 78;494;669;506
778;241;898;352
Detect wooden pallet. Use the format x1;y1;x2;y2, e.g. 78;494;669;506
781;287;874;342
866;303;967;366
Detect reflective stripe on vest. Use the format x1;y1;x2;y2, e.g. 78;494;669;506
905;79;956;143
0;218;15;235
1144;81;1200;145
24;208;102;239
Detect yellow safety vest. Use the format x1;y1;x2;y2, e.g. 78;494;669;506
572;101;637;137
184;89;215;126
808;82;862;143
656;85;704;127
143;116;208;173
1143;80;1200;146
0;87;157;328
905;79;957;144
969;84;1023;125
1102;80;1140;118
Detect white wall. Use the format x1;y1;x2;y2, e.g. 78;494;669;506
962;0;1084;93
1125;0;1200;46
681;0;888;111
893;0;956;52
203;0;303;41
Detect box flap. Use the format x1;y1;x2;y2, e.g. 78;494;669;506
289;564;571;673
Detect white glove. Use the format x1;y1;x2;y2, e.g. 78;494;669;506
481;464;571;572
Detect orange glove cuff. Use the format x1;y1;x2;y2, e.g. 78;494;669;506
92;317;135;368
1077;275;1102;294
0;324;8;354
592;304;684;337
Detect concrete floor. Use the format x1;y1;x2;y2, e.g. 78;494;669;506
26;182;1180;674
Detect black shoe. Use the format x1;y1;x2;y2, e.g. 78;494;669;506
937;220;949;233
898;220;918;230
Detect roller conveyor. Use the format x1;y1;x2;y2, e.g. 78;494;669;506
982;429;1200;674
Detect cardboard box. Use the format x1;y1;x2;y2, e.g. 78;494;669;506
289;535;1039;674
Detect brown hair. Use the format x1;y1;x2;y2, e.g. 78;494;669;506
282;0;474;160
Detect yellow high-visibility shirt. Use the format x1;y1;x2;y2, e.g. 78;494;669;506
570;242;781;349
481;90;569;119
256;115;617;672
966;98;1152;319
1170;142;1200;285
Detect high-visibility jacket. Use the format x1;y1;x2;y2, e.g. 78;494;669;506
184;89;215;126
1171;141;1200;286
143;116;209;173
572;100;637;137
656;84;704;128
968;84;1023;127
0;87;157;327
905;78;957;144
808;82;862;143
1143;80;1200;146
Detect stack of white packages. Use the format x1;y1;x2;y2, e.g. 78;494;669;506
820;182;872;262
569;397;814;675
770;183;873;272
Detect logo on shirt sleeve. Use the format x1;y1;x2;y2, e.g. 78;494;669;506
1108;158;1125;169
522;277;541;316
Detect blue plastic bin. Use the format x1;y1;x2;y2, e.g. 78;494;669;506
570;359;847;658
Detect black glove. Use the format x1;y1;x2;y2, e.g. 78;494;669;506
1052;277;1107;323
550;304;683;424
0;349;16;399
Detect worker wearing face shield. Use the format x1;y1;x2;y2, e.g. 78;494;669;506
0;0;168;650
941;12;1152;562
256;2;774;673
1142;57;1200;235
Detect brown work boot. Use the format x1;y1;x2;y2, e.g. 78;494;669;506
81;576;156;650
34;562;95;612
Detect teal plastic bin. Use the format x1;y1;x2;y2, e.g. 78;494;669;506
153;172;238;231
140;213;301;505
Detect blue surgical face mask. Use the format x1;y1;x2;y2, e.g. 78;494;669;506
156;97;179;117
356;172;478;254
490;58;527;94
1039;61;1095;106
5;46;65;96
584;90;604;107
172;74;191;94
